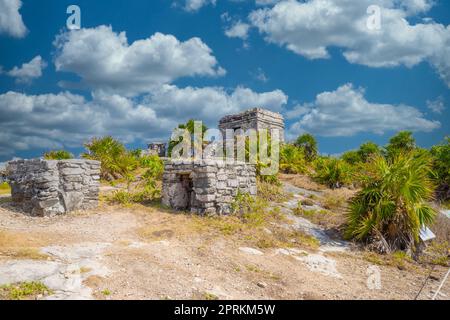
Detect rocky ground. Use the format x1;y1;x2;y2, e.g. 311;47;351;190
0;178;449;300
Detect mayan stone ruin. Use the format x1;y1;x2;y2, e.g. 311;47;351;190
162;160;257;215
6;159;100;216
219;108;285;142
147;142;167;157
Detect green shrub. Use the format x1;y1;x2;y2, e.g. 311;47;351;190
313;157;353;188
342;142;380;165
43;150;73;160
140;155;164;180
358;141;381;162
345;153;437;253
231;191;267;226
0;182;11;195
342;150;361;165
430;137;450;202
279;144;307;174
385;131;416;160
82;136;139;182
295;133;318;161
0;281;53;300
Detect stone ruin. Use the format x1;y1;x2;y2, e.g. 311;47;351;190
6;159;100;216
162;159;256;215
219;107;285;142
161;107;285;215
146;142;167;157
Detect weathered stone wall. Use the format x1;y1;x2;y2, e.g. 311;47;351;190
146;142;167;157
218;108;285;142
6;159;100;216
162;160;256;215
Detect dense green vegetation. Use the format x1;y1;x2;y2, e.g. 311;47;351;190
346;153;436;252
168;119;208;157
43;150;73;160
278;131;448;256
294;133;318;161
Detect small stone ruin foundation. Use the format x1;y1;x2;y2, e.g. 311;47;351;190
162;160;256;215
6;159;101;216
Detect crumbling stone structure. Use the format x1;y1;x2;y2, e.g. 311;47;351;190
219;108;285;142
147;142;166;157
6;159;100;216
162;160;256;215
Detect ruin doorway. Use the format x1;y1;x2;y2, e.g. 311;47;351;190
173;173;194;211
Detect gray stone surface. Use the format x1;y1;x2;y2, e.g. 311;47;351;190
218;108;285;142
6;159;100;216
162;159;256;215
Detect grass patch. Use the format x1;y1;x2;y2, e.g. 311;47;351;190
257;179;291;203
321;192;346;210
0;230;49;260
421;240;449;267
203;292;219;300
363;251;414;270
278;173;326;191
101;289;111;296
0;182;11;195
245;264;281;280
80;267;92;274
0;281;53;300
135;194;318;251
300;198;315;206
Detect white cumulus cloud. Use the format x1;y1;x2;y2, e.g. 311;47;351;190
225;21;251;39
287;83;440;137
0;0;27;38
0;86;287;157
54;26;225;96
183;0;216;12
6;56;47;83
249;0;450;87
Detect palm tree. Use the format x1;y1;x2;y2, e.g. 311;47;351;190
345;152;436;253
295;133;318;161
385;131;416;159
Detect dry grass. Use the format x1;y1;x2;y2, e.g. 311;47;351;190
363;251;415;270
257;179;291;203
278;173;326;191
134;199;319;251
0;230;49;260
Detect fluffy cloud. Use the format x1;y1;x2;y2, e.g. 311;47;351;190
54;26;225;95
225;21;251;39
183;0;216;12
6;56;47;83
0;86;287;157
249;0;450;87
0;0;27;38
427;96;445;114
287;84;440;137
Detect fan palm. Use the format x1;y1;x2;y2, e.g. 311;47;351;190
345;152;437;253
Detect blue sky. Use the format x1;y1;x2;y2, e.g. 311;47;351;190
0;0;449;161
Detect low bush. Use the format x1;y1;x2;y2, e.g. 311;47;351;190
43;150;73;160
279;144;307;174
345;153;437;253
313;157;353;189
0;281;53;300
